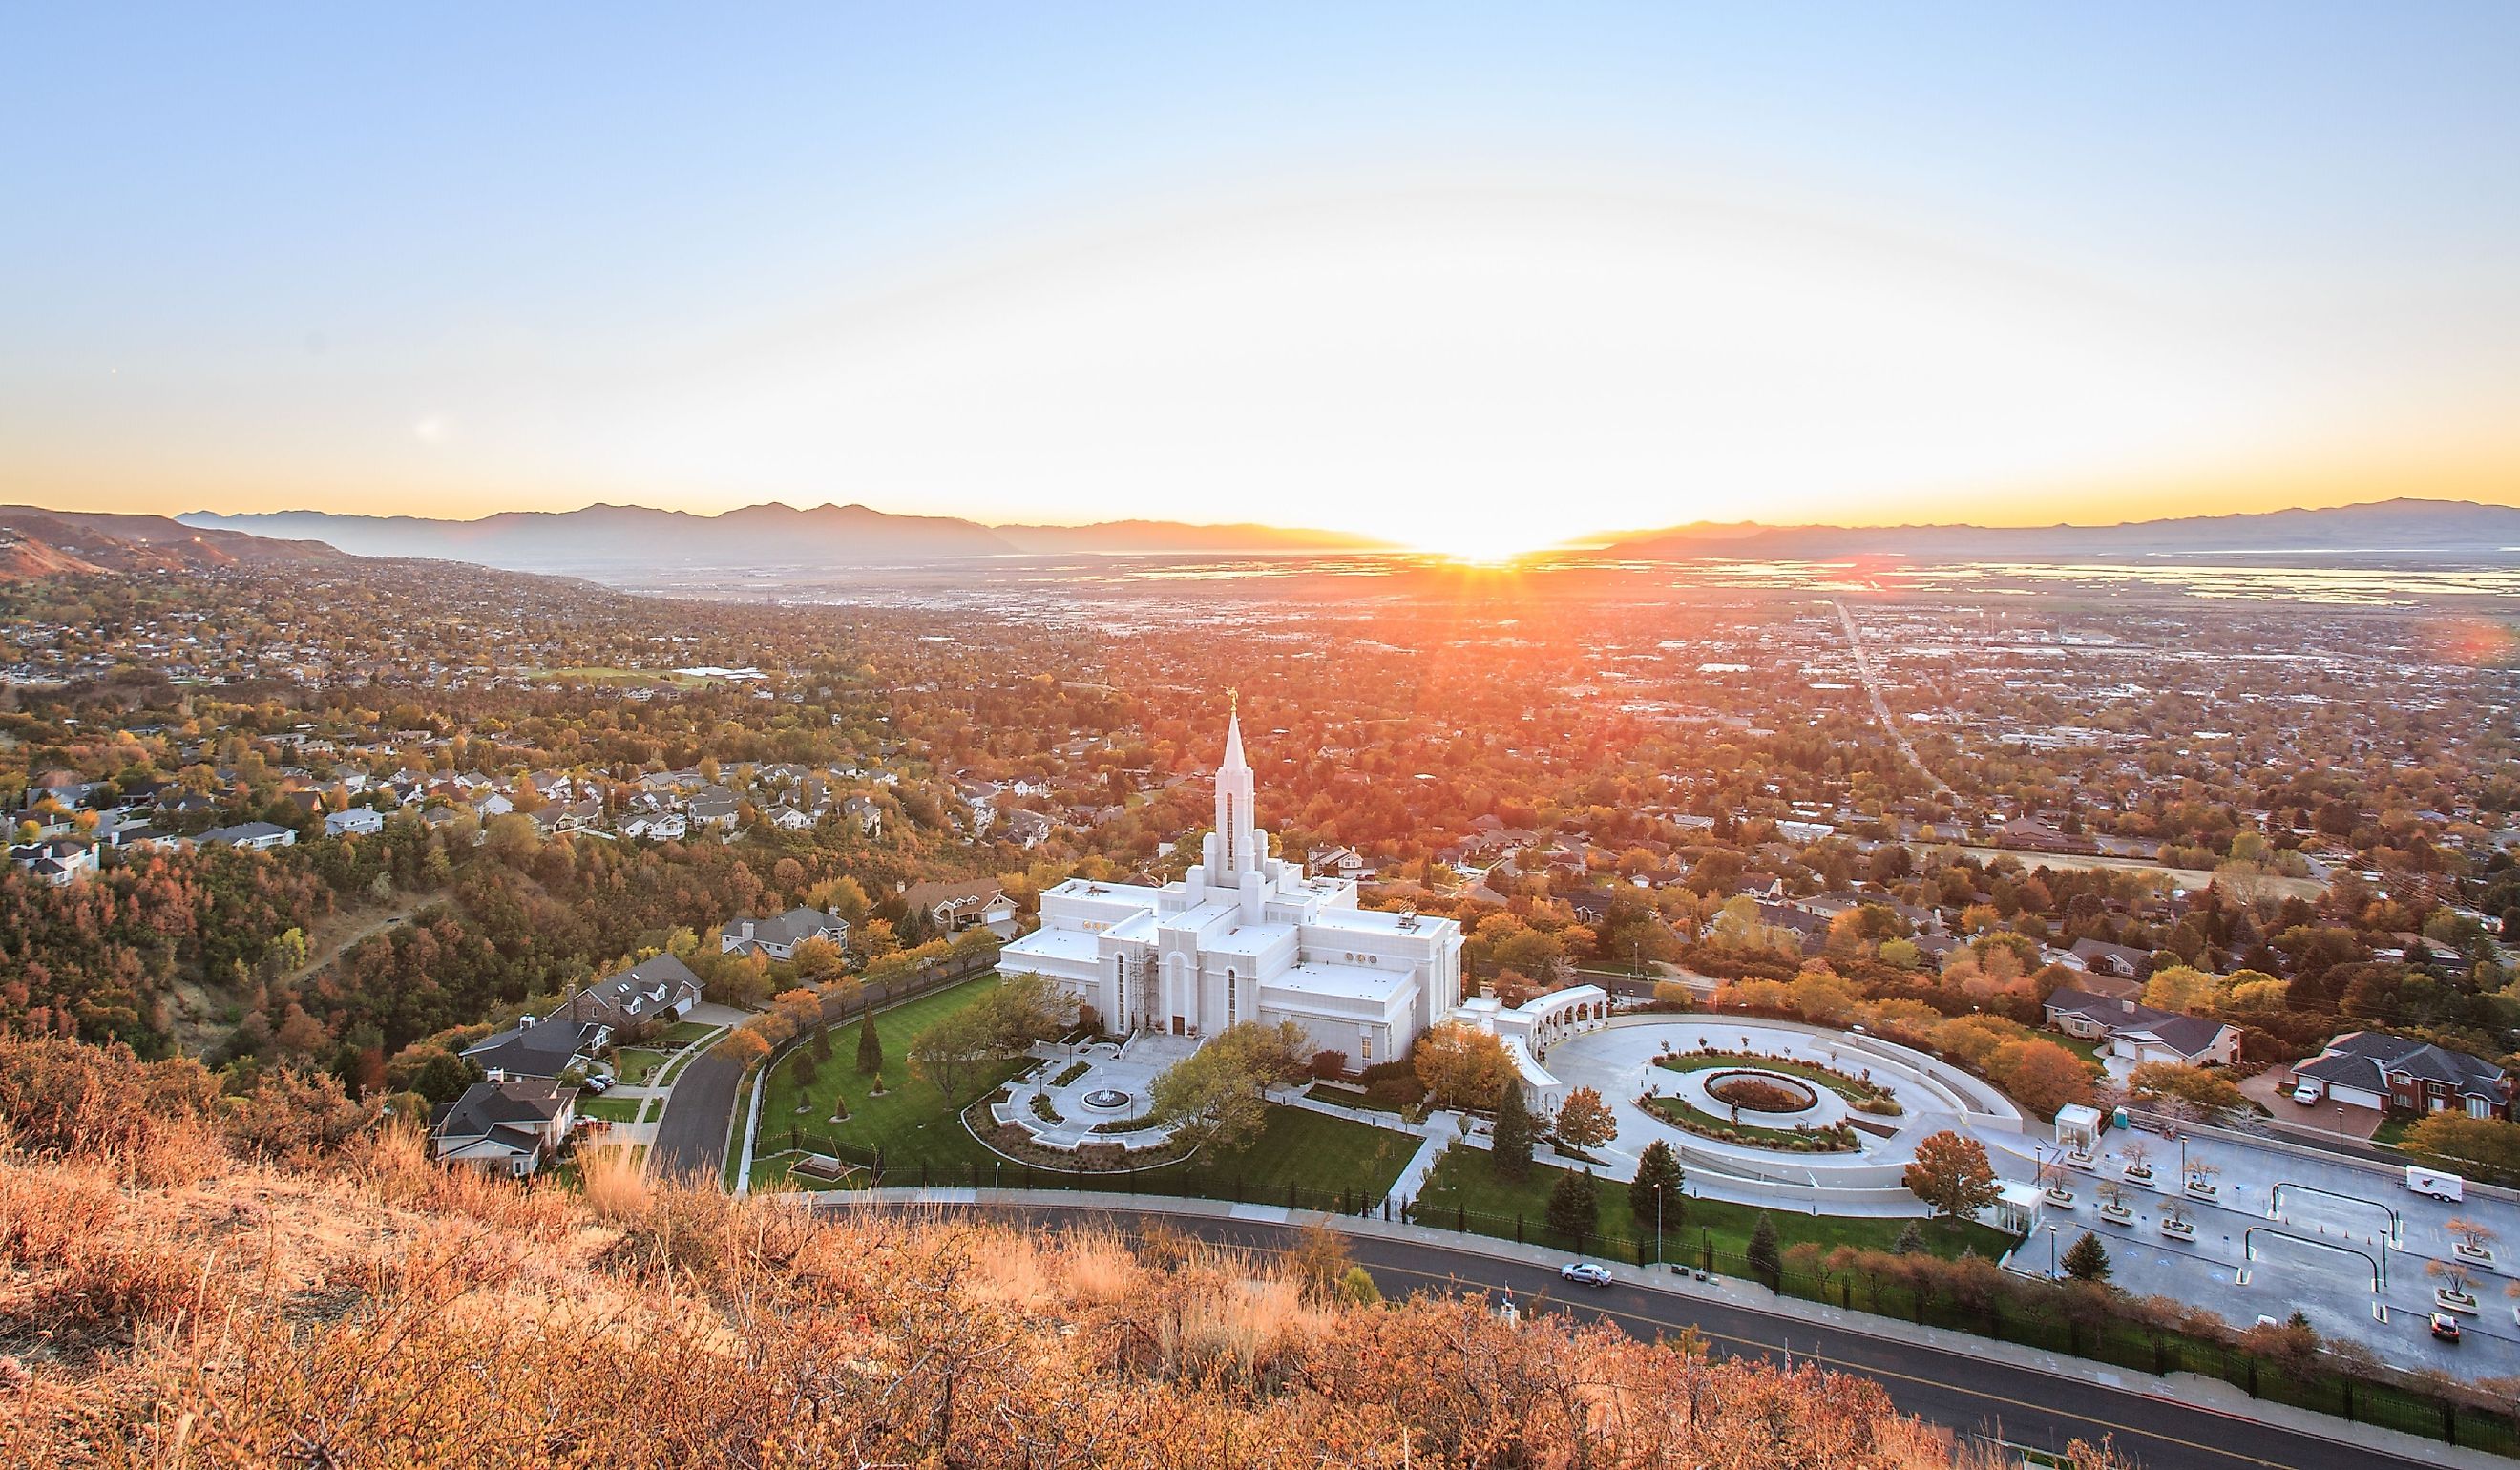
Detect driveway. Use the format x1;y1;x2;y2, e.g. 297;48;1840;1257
2238;1070;2384;1144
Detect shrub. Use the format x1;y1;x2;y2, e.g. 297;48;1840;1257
1310;1049;1350;1080
1363;1077;1425;1110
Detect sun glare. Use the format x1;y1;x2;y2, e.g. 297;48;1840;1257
1415;526;1544;564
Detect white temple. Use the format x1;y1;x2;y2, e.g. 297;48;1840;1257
1000;702;1464;1069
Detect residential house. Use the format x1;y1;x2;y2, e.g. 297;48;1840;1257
1004;808;1053;849
2068;936;2152;980
10;837;97;886
622;811;687;842
200;821;298;851
899;878;1018;939
430;1079;578;1176
720;906;850;961
2042;989;2240;1068
462;1011;608;1082
324;808;387;838
552;954;705;1038
686;788;741;830
841;794;883;837
2290;1032;2515;1119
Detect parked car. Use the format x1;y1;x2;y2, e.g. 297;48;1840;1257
2290;1082;2320;1104
581;1074;612;1095
1559;1262;1613;1287
2430;1313;2463;1343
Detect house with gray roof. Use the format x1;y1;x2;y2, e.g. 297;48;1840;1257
461;1012;607;1082
430;1078;578;1176
720;906;850;961
2042;988;2239;1069
2290;1031;2513;1119
200;820;297;850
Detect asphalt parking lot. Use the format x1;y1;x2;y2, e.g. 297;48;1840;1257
2030;1124;2520;1376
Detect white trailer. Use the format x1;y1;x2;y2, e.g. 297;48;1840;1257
2406;1165;2466;1202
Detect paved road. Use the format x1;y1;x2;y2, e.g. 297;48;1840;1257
1835;598;1955;799
648;1043;743;1181
653;955;1001;1184
860;1202;2443;1470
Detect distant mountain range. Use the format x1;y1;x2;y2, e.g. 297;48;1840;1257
0;505;345;582
6;496;2512;586
1589;498;2520;561
176;503;1396;570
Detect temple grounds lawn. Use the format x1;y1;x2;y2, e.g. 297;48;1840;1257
746;973;1421;1198
1409;1144;2013;1262
750;975;1020;1187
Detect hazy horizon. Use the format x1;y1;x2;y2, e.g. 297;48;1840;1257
6;5;2517;558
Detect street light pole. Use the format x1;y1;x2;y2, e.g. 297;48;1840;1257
2048;1224;2060;1279
2335;1105;2345;1148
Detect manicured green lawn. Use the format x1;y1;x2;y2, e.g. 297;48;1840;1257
2372;1116;2412;1148
1638;1091;1858;1149
751;975;1025;1186
578;1094;646;1123
657;1019;724;1047
1409;1144;2013;1262
2048;1034;2107;1069
1203;1107;1418;1200
611;1048;673;1085
747;971;1423;1199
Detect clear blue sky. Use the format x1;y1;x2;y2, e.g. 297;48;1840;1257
4;4;2514;546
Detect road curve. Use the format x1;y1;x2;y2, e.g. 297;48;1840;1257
648;1045;742;1182
843;1200;2447;1470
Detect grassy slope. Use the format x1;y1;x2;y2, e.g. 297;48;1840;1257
1411;1144;2014;1261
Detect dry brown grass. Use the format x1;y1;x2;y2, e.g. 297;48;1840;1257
0;1036;2135;1469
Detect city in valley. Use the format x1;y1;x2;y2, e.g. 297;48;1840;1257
7;9;2519;1469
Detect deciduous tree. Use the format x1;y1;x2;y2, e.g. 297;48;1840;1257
1903;1129;2000;1222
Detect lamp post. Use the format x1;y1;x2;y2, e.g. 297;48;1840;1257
2048;1223;2060;1279
2335;1105;2345;1148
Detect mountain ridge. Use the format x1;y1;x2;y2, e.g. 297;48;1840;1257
1587;497;2520;560
177;502;1396;567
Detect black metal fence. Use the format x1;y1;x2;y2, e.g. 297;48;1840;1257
778;1127;1395;1218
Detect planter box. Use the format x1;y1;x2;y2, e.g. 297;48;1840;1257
2455;1243;2495;1266
2185;1180;2218;1199
2122;1165;2154;1185
2436;1290;2480;1316
2043;1187;2076;1208
2159;1219;2195;1241
2065;1150;2098;1173
2098;1204;2135;1225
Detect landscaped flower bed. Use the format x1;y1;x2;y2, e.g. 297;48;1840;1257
1638;1090;1860;1152
1707;1072;1815;1114
1051;1060;1092;1088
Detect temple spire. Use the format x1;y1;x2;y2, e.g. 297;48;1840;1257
1221;689;1247;771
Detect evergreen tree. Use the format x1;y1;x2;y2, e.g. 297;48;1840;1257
1746;1212;1781;1285
1545;1166;1599;1245
1491;1081;1535;1180
855;1002;884;1077
2062;1231;2112;1283
1893;1219;1927;1256
1628;1140;1686;1242
811;1020;833;1062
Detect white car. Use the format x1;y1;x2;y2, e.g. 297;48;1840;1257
1559;1262;1613;1287
2290;1082;2320;1105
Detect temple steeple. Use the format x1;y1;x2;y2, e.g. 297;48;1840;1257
1206;693;1259;889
